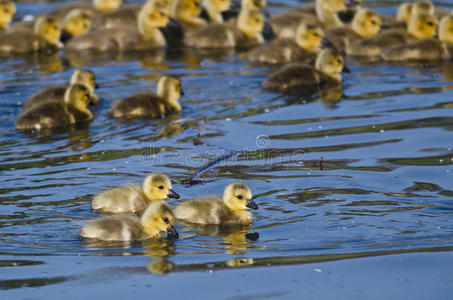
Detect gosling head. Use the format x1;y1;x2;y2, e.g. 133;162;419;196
352;8;381;38
241;0;266;10
0;0;16;30
204;0;231;14
64;84;91;113
171;0;203;20
396;3;412;22
411;1;435;17
316;0;346;22
138;2;170;34
315;48;348;82
295;23;324;52
223;182;258;211
407;12;437;39
157;76;183;113
237;9;264;39
61;9;91;43
439;15;453;44
93;0;122;13
141;201;179;239
143;173;180;202
34;16;62;47
70;69;98;94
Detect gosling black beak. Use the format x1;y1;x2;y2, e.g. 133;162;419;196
94;82;99;89
321;37;334;48
59;30;72;44
342;65;351;73
246;199;259;210
167;189;180;199
167;225;179;239
180;88;185;96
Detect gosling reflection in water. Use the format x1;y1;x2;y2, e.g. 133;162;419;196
226;257;254;267
144;237;176;275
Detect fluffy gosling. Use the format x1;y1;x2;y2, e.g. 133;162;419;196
184;8;264;48
92;173;180;214
108;76;182;120
81;201;179;241
66;2;169;52
174;182;258;225
244;23;323;64
23;69;99;111
15;84;93;131
261;48;348;93
0;16;62;54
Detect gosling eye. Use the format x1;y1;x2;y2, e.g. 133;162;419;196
313;32;319;37
162;217;169;223
160;12;165;17
158;185;164;190
427;21;434;27
371;20;377;25
3;8;9;14
237;195;243;200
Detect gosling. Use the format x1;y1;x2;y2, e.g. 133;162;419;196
171;0;207;31
244;23;323;64
23;69;99;111
346;12;438;57
15;84;93;131
381;15;453;61
66;2;169;52
81;201;179;241
325;7;381;53
91;173;180;214
174;182;258;225
184;8;264;48
108;76;182;120
60;9;92;43
261;48;349;93
0;0;15;32
0;16;62;54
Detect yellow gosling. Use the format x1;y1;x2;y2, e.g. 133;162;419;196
23;69;99;111
108;76;182;120
346;12;438;57
66;2;169;52
92;173;180;214
175;182;257;225
184;8;264;48
244;23;323;64
381;15;453;61
261;48;348;93
326;7;381;53
60;9;92;43
81;201;179;241
0;16;62;54
15;84;92;131
0;0;15;32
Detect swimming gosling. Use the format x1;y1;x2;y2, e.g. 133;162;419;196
0;16;62;54
174;182;258;225
261;48;349;93
108;76;182;120
23;69;99;111
244;23;323;64
15;84;93;131
92;173;180;214
81;201;179;241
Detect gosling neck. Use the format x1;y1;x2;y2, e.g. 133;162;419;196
157;85;182;113
204;2;224;24
296;36;318;52
141;219;162;238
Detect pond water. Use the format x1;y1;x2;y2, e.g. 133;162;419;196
1;0;453;299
